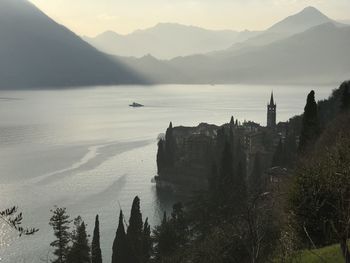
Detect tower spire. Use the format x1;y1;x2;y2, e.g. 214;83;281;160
267;92;276;128
270;91;275;105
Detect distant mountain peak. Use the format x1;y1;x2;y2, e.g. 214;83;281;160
267;6;331;34
155;22;182;27
298;6;329;18
98;30;121;37
301;6;322;13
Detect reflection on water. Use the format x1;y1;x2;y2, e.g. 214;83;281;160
0;84;333;262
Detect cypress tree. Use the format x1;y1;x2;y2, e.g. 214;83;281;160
153;212;177;260
249;152;264;195
208;163;218;195
230;116;234;125
218;141;235;204
49;207;71;263
165;122;175;167
272;138;284;167
299;90;320;153
91;215;102;263
156;139;165;175
216;127;226;157
142;218;152;263
67;217;91;263
285;132;297;167
127;196;144;262
235;161;248;211
229;127;235;155
340;81;350;112
112;211;136;263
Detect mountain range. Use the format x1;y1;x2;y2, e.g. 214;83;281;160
0;1;349;88
118;6;350;85
0;0;146;89
84;24;260;59
157;23;350;84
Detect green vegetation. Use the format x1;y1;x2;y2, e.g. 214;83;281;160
49;207;72;263
293;244;343;263
0;207;38;237
91;215;102;263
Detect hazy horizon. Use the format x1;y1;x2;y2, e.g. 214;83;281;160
29;0;350;37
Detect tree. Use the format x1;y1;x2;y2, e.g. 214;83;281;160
165;122;176;167
49;207;72;263
153;212;178;261
170;203;189;247
235;161;248;213
340;81;350;112
127;196;144;262
249;152;264;195
284;131;298;167
272;138;284;167
112;211;136;263
67;216;91;263
91;215;102;263
156;139;166;175
216;142;235;208
299;90;320;153
208;163;218;195
230;116;235;125
243;192;279;263
0;207;38;237
213;140;247;217
290;132;350;262
142;218;152;263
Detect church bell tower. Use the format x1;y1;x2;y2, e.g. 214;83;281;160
267;92;276;128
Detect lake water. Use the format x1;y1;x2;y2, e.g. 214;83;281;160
0;84;334;262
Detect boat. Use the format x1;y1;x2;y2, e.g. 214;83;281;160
129;102;144;107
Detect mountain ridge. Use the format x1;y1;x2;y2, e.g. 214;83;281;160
0;0;146;89
84;23;260;59
124;22;350;85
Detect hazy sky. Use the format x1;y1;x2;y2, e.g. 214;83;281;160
30;0;350;36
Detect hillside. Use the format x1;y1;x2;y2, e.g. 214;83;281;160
292;245;343;263
0;0;146;89
214;23;350;84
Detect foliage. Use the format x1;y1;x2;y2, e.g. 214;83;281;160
0;206;38;236
157;139;166;174
249;151;264;194
49;207;72;263
340;81;350;112
142;218;152;263
91;215;102;263
67;216;91;263
153;204;190;262
112;210;137;263
293;244;343;263
127;196;144;262
165;122;176;167
290;126;350;261
153;212;178;261
298;90;320;153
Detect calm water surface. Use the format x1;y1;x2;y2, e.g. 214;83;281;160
0;84;333;262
